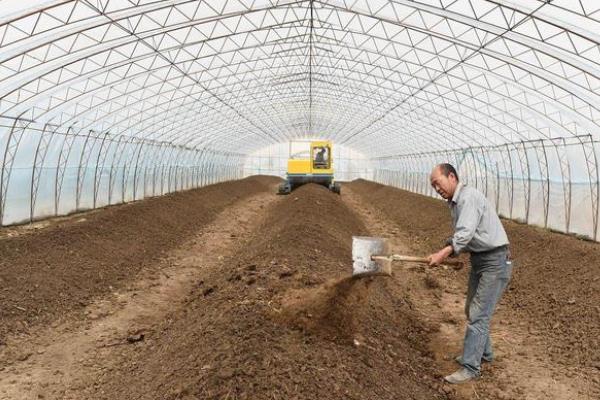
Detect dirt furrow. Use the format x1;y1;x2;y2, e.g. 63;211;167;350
344;179;600;400
0;181;281;400
73;183;451;400
0;176;280;341
2;177;596;400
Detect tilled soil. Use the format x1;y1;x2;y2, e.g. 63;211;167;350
346;179;600;369
0;176;279;339
78;184;449;400
1;177;598;400
346;179;600;398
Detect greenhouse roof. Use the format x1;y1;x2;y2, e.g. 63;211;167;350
1;0;600;157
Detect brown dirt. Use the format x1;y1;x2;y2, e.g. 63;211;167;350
1;177;598;400
275;276;371;341
69;183;450;400
0;176;279;339
346;179;600;399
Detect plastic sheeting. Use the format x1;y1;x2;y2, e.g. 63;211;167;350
373;136;600;240
0;116;243;225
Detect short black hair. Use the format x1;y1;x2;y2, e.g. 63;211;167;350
437;163;459;181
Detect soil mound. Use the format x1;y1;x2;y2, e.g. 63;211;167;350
0;176;279;338
347;179;600;369
276;276;373;341
81;183;449;400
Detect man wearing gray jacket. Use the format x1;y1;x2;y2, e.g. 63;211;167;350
427;163;513;384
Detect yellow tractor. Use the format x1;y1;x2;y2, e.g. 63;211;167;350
278;140;341;195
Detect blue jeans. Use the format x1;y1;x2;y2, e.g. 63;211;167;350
461;247;513;375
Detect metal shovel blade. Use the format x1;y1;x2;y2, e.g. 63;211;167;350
352;236;392;277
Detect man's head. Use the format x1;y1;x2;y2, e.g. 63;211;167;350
430;163;459;200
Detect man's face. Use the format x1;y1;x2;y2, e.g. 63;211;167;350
430;167;457;200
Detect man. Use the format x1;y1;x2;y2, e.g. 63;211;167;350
314;147;327;167
427;163;513;384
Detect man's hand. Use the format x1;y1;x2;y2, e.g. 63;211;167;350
427;245;454;266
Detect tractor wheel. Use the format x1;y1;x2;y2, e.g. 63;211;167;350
330;182;341;195
278;182;292;195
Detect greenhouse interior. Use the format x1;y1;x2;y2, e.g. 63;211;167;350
0;1;598;399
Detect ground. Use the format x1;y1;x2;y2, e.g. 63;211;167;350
0;177;598;399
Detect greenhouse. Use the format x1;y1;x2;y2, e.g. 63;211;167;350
0;1;598;399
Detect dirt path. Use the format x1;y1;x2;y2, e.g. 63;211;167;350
0;188;281;400
343;181;599;400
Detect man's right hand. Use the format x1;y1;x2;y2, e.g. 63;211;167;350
427;245;454;266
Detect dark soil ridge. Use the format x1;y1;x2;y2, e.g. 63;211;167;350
0;176;279;339
346;179;600;370
82;183;451;400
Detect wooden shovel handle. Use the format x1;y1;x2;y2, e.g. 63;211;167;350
372;255;464;269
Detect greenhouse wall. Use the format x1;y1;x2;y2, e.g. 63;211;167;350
0;117;244;226
373;136;600;241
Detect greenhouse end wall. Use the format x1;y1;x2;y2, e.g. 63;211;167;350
243;142;374;182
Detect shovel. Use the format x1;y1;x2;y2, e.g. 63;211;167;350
352;236;464;277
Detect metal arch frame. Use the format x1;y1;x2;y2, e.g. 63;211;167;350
0;82;576;167
80;1;285;146
479;146;491;198
152;142;170;197
54;125;78;215
179;149;192;190
514;140;531;223
373;135;588;232
159;144;177;195
532;138;551;228
494;144;514;218
10;27;584;153
492;149;501;214
314;0;600;94
141;142;162;197
131;139;148;200
121;137;144;202
30;121;60;221
191;148;204;188
188;149;202;188
168;147;186;193
3;0;597;82
504;142;516;220
378;137;556;224
459;146;478;190
199;146;211;187
75;129;98;211
2;1;596;158
92;129;111;208
0;115;30;224
108;134;134;204
0;115;244;225
331;1;594;145
204;150;214;186
14;33;313;136
577;135;599;240
552;137;572;233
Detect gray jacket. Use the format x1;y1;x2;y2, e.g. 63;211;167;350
446;183;509;255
